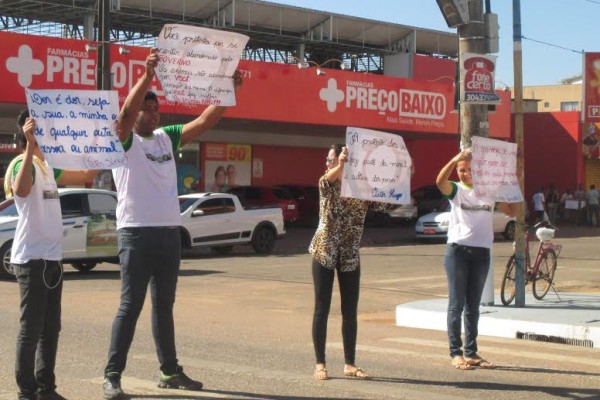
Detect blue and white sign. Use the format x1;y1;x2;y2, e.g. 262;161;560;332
26;89;126;170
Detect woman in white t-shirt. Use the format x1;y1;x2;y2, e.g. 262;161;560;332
436;150;520;371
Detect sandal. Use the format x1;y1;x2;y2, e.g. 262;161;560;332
344;366;371;380
464;354;495;369
451;355;474;370
314;366;329;380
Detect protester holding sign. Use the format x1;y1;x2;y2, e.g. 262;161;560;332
309;144;397;381
102;48;242;400
5;111;97;400
436;150;519;371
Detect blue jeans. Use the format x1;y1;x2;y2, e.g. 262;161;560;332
444;243;490;358
105;227;181;376
13;260;63;398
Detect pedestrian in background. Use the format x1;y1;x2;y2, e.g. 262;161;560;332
436;150;519;371
587;184;600;227
532;187;546;223
308;144;397;381
546;184;559;224
102;48;242;399
6;111;97;400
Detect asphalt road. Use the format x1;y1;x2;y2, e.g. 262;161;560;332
0;224;598;400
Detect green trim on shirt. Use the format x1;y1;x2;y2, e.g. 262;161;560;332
121;132;133;152
13;160;35;184
13;160;62;184
162;125;183;155
446;181;458;200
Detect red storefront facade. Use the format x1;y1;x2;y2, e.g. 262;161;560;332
0;30;515;192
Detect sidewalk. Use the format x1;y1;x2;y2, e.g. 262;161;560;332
396;292;600;348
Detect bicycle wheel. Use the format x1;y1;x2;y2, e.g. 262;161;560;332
532;249;557;300
500;256;517;306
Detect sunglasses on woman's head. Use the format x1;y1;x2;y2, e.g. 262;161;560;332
326;157;335;163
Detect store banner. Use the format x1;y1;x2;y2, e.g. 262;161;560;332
583;52;600;159
460;52;500;104
25;88;125;170
0;31;511;137
203;143;251;192
341;127;412;204
156;24;248;106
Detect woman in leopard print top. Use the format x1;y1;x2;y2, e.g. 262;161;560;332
309;144;395;381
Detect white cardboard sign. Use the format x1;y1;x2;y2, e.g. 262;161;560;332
156;24;249;106
26;89;125;170
471;136;523;202
341;127;412;204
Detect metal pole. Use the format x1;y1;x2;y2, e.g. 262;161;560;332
513;0;527;307
458;0;495;305
97;0;111;90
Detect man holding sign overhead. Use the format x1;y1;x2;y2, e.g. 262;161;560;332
102;46;242;400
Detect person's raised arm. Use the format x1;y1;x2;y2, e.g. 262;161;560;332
13;118;36;198
436;150;470;196
57;170;99;186
180;70;243;146
496;202;520;217
117;48;158;142
326;146;347;184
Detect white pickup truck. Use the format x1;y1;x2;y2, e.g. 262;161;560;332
179;193;286;255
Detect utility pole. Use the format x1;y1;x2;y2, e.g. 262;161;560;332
457;0;497;305
513;0;527;307
458;0;488;150
97;0;111;90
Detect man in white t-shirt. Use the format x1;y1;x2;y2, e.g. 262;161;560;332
7;111;97;400
532;187;546;223
102;49;242;400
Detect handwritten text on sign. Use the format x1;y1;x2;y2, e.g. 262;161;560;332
341;127;412;204
156;24;249;106
25;89;125;170
471;136;523;202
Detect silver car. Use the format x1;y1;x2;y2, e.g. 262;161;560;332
415;200;516;241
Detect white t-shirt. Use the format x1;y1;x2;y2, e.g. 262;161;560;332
532;192;545;211
446;181;495;249
11;158;63;263
113;125;182;228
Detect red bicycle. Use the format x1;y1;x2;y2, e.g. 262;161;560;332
500;221;562;306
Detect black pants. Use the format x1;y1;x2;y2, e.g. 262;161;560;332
105;227;181;376
311;259;360;365
13;260;63;398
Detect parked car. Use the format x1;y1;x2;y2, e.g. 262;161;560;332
226;186;299;224
276;184;319;226
0;188;119;279
411;185;445;217
388;197;418;223
415;200;516;241
179;192;285;254
365;198;418;227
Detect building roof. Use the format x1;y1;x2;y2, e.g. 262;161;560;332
0;0;458;59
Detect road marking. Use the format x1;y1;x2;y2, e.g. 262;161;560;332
86;376;261;399
380;338;600;367
370;275;446;284
133;353;466;400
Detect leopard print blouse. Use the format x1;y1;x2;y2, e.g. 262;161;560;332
308;173;395;272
